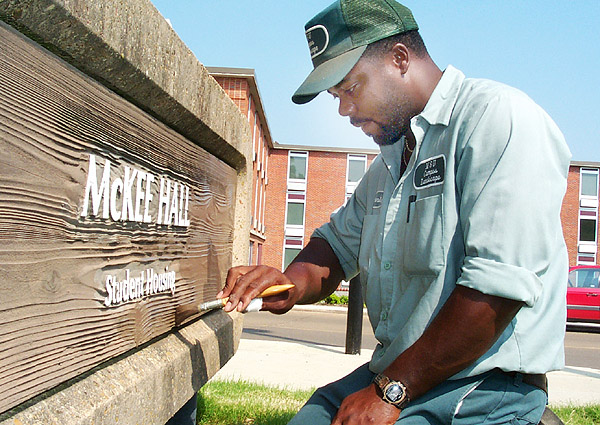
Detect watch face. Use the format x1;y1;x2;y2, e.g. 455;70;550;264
386;383;404;402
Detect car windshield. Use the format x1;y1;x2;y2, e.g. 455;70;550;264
568;268;600;288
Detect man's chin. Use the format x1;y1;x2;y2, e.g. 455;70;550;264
372;134;402;146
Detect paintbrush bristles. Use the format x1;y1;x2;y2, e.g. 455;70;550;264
198;298;228;312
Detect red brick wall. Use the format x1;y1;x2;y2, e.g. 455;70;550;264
214;75;268;266
304;151;348;242
213;77;249;114
560;165;600;266
263;150;288;269
561;166;580;266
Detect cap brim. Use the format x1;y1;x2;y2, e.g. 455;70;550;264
292;45;367;105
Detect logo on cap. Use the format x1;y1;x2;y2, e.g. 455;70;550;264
306;25;329;59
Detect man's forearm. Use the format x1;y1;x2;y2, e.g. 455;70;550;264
284;237;345;305
384;285;524;401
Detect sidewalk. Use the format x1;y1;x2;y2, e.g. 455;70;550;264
212;338;600;407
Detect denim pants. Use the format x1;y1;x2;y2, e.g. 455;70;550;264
288;363;547;424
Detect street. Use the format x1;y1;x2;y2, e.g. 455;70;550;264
242;308;600;370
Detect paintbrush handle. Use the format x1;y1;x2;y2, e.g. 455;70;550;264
198;284;294;312
257;283;295;298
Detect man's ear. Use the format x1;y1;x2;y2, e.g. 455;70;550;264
391;43;410;75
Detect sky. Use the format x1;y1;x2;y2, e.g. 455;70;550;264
150;1;600;162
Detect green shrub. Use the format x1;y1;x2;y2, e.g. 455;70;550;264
322;293;349;305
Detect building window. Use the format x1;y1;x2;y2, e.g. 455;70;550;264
579;218;597;243
578;168;599;265
286;202;304;226
284;193;305;238
283;247;301;270
288;151;308;180
581;169;599;198
347;154;367;183
283;236;303;270
345;154;367;204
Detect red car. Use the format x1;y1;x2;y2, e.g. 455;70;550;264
567;265;600;323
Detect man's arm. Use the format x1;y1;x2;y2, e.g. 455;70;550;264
386;285;523;398
332;286;523;424
220;237;345;314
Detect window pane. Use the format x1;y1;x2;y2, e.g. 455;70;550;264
284;248;301;270
286;202;304;225
570;269;600;288
581;173;598;197
579;218;597;242
348;159;366;182
289;156;307;180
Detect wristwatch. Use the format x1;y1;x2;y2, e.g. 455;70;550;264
373;373;410;409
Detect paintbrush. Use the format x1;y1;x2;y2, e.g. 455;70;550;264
175;283;295;324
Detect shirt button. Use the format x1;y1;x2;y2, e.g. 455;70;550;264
381;310;388;320
383;262;392;270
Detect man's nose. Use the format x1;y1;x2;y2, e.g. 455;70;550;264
338;97;356;117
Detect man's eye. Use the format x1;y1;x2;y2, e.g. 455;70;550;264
345;84;357;96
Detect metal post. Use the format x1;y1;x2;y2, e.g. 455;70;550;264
345;275;363;354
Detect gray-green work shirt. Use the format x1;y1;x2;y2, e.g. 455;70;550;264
313;66;571;378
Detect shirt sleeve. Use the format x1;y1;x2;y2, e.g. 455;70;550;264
455;89;571;306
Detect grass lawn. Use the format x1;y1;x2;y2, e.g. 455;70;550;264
197;380;600;425
197;380;313;425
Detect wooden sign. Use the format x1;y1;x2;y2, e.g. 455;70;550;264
0;23;237;413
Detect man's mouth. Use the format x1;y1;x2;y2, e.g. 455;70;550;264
350;118;367;128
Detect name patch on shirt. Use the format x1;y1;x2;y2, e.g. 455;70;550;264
373;191;384;209
414;155;445;190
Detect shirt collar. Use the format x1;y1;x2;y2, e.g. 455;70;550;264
418;65;465;127
379;137;405;183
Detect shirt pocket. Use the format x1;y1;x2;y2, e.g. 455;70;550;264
402;194;445;276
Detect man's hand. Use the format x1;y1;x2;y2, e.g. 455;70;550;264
332;384;401;425
219;238;345;314
219;265;298;314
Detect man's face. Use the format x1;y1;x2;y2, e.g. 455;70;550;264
327;54;413;146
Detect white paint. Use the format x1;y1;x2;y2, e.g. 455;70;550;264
104;267;176;307
81;154;190;227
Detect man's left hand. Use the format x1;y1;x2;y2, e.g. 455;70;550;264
331;384;401;425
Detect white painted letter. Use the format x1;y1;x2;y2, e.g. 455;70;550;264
81;154;110;218
168;182;179;226
104;276;113;307
134;170;146;222
157;178;171;225
110;177;123;221
183;185;190;226
143;174;155;223
122;167;138;221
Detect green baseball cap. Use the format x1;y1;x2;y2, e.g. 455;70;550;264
292;0;418;105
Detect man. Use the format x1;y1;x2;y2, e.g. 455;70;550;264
219;1;571;423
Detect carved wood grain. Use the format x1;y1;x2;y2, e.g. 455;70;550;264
0;23;237;413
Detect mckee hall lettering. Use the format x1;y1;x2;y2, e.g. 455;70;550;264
81;153;191;227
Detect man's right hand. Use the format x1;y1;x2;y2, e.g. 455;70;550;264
218;238;345;315
219;265;300;314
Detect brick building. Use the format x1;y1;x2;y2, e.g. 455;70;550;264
208;67;272;266
264;143;378;271
210;67;599;272
561;162;600;266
